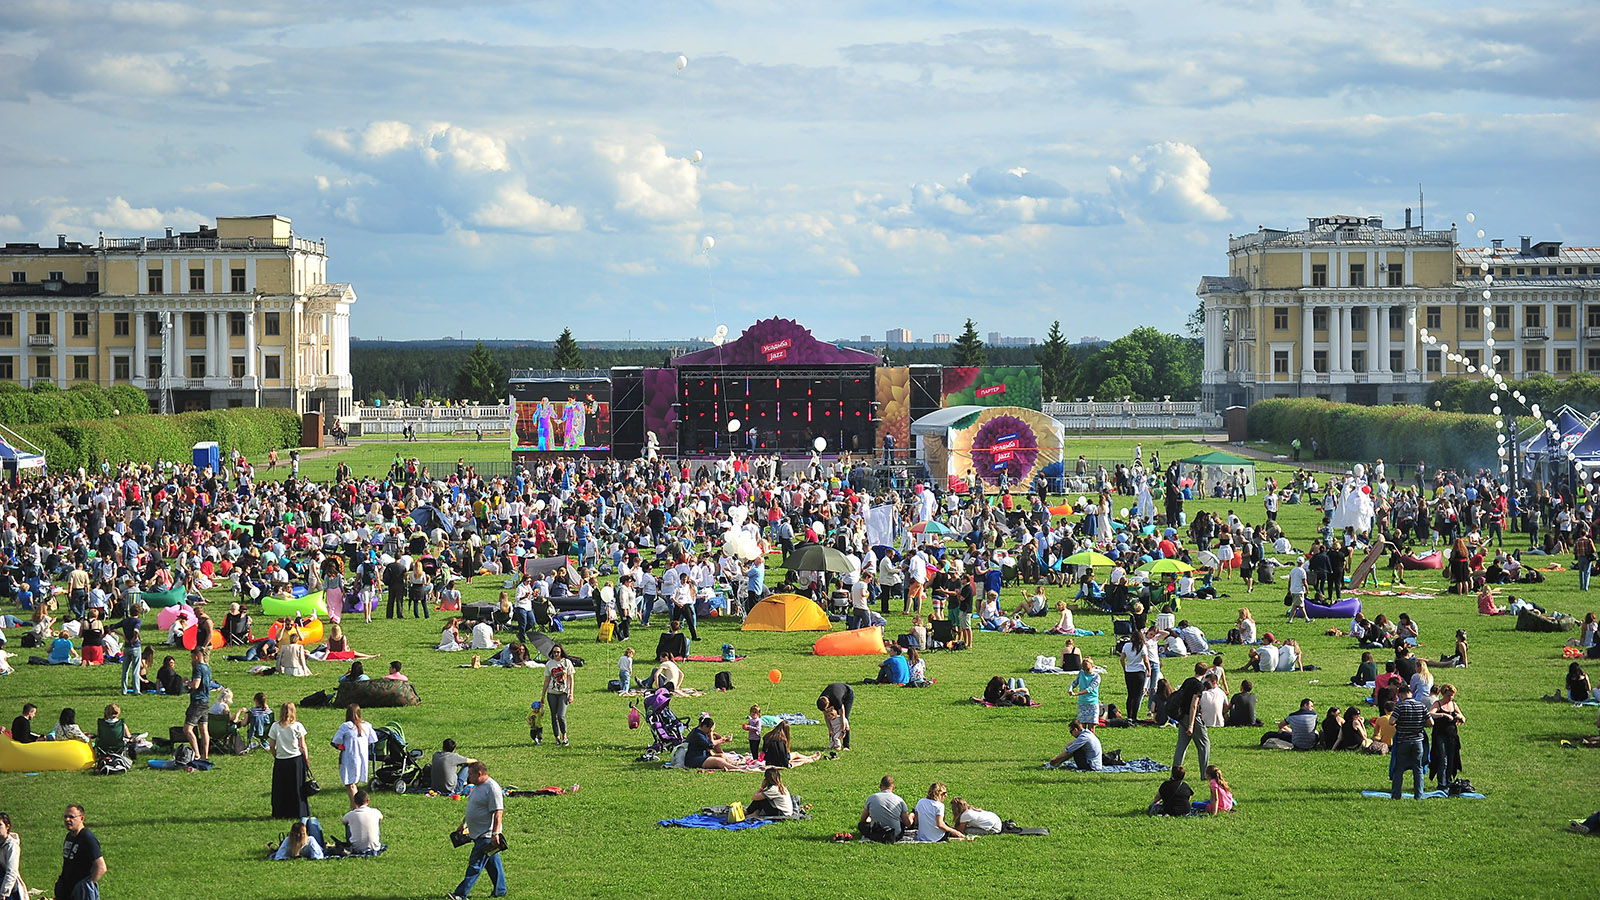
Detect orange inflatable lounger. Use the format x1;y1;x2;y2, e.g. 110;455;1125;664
267;618;326;645
813;626;886;656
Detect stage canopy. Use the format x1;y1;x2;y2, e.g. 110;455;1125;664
672;318;881;367
0;428;45;478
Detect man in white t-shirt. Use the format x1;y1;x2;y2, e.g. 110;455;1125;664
906;550;928;615
469;619;498;650
342;790;384;855
848;573;872;630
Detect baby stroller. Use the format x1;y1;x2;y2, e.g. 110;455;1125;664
366;722;428;794
634;687;688;762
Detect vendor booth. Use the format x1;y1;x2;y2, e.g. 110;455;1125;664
910;405;1064;493
1179;450;1257;497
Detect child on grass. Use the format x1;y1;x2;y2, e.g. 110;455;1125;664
245;692;273;749
745;705;764;759
1205;764;1235;814
824;703;849;753
618;647;635;693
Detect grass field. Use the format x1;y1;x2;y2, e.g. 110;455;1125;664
3;438;1598;899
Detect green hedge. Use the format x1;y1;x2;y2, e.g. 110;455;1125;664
8;408;301;471
1247;398;1501;470
0;382;151;423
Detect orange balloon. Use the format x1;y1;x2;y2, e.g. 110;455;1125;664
768;669;782;684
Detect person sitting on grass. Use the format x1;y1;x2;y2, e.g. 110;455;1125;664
1567;663;1592;703
1046;720;1103;771
1262;698;1320;750
382;661;408;682
655;621;690;661
1225;679;1260;727
1204;764;1235;814
859;775;914;843
156;656;184;695
867;645;910;685
1332;706;1373;752
1149;765;1194;816
1350;651;1378;687
1440;630;1469;668
745;767;796;818
684;716;738;771
915;782;973;842
1047;601;1076;636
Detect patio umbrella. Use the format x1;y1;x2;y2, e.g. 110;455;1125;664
1194;550;1220;568
909;520;951;535
782;542;854;574
1062;550;1117;567
1136;558;1194;575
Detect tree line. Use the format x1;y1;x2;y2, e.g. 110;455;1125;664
355;320;1201;405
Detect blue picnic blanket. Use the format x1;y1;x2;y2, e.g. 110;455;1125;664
1052;757;1169;774
761;713;821;727
1073;629;1104;637
659;813;772;830
1361;790;1485;800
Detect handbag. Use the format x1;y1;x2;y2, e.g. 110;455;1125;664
726;801;746;823
303;774;321;796
449;826;473;848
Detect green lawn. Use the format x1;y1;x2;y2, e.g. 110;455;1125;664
3;441;1598;899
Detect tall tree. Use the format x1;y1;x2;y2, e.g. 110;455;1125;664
553;327;585;369
1186;300;1205;339
1038;320;1073;401
452;340;506;403
952;318;987;366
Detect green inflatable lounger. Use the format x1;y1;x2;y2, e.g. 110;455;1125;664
336;679;421;708
262;591;330;618
142;585;188;608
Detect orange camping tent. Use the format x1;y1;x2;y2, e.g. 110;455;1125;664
740;593;832;632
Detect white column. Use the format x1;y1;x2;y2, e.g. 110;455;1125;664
55;311;67;387
1374;304;1389;373
1341;307;1355;373
245;311;257;380
1203;307;1221;377
134;311;147;382
1301;302;1316;376
1404;301;1419;374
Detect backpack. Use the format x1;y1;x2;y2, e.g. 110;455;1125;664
721;643;735;662
172;744;197;767
95;751;133;776
714;671;734;691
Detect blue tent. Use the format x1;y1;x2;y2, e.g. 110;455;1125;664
1523;407;1590;460
0;435;45;478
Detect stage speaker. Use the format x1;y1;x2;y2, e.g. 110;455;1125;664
612;368;644;458
910;366;942;420
843;375;873;400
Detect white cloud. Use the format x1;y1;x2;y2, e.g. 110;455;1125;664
1109;142;1229;223
35;196;208;236
471;185;583;232
593;135;700;222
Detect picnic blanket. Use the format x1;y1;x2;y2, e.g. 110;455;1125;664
684;655;747;662
619;687;705;698
1361;790;1486;800
148;758;215;771
970;697;1041;707
660;813;772;830
1073;629;1104;637
761;713;820;727
1050;757;1169;774
505;785;574;797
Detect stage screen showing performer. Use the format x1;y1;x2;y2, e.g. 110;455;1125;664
511;377;611;453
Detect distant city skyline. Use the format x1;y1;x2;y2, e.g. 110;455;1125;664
2;2;1592;341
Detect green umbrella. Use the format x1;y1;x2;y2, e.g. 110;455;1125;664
1136;558;1194;575
1062;550;1117;567
782;542;854;574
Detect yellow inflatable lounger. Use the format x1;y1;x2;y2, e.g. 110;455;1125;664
267;618;325;645
813;626;886;656
261;592;330;618
0;734;95;772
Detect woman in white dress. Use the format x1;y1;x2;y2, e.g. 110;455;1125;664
331;703;378;809
1096;493;1113;544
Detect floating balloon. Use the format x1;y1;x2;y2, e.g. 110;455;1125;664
701;235;715;252
692;150;703;163
1484;274;1494;284
715;324;728;337
728;419;741;432
768;669;782;684
1477;229;1485;239
1480;262;1489;273
1482;290;1492;300
675;55;688;71
813;437;826;452
1467;213;1476;223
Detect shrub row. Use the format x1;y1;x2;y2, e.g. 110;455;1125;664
1247;398;1501;471
1426;373;1600;417
9;408;301;472
0;382;151;423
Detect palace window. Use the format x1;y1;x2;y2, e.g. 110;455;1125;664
1311;264;1327;287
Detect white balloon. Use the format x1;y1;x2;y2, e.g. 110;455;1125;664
1479;262;1489;273
1467;213;1476;223
1484;274;1494;285
1531;403;1541;417
1493;406;1502;415
728;418;741;432
702;235;715;251
715;324;728;336
813;437;826;452
1496;432;1506;442
1497;447;1506;457
1483;305;1492;315
1482;290;1492;300
1486;337;1496;347
711;333;725;346
692;150;703;163
675;55;688;71
1477;229;1485;239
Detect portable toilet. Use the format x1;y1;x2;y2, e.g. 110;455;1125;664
192;441;221;473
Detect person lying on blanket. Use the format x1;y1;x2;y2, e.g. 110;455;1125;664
982;676;1030;706
949;797;1003;835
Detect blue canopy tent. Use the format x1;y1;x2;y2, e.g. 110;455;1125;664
0;427;46;482
1522;407;1591;461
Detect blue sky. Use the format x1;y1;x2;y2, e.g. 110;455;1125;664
2;0;1595;342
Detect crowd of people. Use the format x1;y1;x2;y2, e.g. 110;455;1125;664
2;436;1600;895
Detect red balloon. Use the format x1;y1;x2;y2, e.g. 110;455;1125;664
768;669;782;684
1361;485;1372;494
